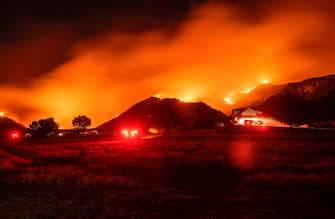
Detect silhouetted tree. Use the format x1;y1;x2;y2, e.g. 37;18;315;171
72;115;91;130
29;118;59;137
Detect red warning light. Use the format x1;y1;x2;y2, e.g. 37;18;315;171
130;129;138;137
244;120;253;126
121;129;139;139
122;129;129;138
9;131;21;141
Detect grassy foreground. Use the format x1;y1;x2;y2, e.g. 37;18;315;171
0;130;334;218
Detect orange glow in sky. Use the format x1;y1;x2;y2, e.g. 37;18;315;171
262;79;270;84
179;90;200;102
0;2;334;128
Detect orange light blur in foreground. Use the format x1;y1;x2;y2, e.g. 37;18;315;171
229;141;256;170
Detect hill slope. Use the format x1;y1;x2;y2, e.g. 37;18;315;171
257;75;335;123
98;97;228;132
231;84;285;109
234;75;335;123
0;117;26;139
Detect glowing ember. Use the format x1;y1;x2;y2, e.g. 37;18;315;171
179;93;196;102
239;86;256;94
224;92;234;105
154;93;162;98
262;79;270;84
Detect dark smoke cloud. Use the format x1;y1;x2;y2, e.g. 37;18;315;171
0;0;205;86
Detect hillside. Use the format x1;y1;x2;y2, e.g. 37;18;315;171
98;97;228;132
235;75;335;123
0;117;26;139
231;84;285;108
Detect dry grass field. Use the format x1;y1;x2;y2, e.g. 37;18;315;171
0;128;334;218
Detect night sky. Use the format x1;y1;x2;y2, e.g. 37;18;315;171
1;0;335;127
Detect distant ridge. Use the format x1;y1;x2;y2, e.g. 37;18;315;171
235;74;335;123
98;97;228;132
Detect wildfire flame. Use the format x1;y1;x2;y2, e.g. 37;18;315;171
1;0;332;128
262;79;270;84
154;93;162;98
223;79;271;106
224;92;235;105
239;86;257;94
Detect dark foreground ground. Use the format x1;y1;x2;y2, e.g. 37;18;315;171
0;128;335;218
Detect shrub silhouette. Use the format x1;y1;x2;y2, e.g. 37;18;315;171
72;115;91;130
29;117;59;137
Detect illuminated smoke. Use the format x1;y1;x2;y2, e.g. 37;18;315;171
1;1;335;127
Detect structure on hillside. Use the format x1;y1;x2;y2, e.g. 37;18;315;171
232;107;263;118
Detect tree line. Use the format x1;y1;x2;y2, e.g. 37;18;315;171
28;115;91;137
